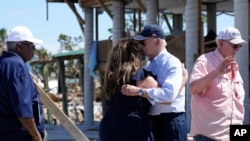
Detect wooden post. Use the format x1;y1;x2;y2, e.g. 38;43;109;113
59;60;68;116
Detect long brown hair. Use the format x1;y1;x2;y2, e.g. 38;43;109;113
104;38;141;100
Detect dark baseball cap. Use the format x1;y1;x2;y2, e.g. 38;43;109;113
133;24;165;40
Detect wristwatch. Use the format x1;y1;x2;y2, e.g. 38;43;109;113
138;88;144;96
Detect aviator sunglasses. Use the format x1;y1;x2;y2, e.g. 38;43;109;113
224;40;242;49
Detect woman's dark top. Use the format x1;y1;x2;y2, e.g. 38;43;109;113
99;79;154;141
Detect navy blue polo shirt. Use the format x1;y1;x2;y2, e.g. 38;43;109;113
0;51;44;136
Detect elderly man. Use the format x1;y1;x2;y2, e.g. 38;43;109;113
189;27;246;141
121;24;187;141
0;26;44;141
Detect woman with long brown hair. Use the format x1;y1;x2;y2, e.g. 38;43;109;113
99;38;155;141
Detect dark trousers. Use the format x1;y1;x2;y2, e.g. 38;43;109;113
150;112;187;141
0;130;44;141
193;134;216;141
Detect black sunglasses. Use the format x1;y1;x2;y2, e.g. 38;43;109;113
19;41;35;49
224;40;242;49
140;40;146;46
140;36;158;46
230;44;242;49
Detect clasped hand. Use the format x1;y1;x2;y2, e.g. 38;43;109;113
216;56;237;75
121;84;139;96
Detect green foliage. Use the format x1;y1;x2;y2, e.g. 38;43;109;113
124;12;146;32
57;33;83;79
123;12;172;35
57;34;83;51
35;46;52;60
0;28;7;42
0;28;7;48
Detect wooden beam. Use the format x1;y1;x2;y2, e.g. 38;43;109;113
65;0;85;25
81;0;112;7
137;8;142;32
178;0;185;6
162;12;173;33
96;0;113;19
31;73;90;141
64;0;85;37
135;0;146;12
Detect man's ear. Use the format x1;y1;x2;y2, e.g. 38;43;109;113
218;39;224;48
16;43;22;52
156;38;162;47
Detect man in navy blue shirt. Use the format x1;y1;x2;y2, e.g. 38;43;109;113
0;26;44;141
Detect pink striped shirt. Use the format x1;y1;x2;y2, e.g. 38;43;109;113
189;48;245;141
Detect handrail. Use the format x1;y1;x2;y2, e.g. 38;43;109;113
31;73;90;141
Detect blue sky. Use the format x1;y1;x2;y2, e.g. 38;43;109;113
0;0;234;54
0;0;112;53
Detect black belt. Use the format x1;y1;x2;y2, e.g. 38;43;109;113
149;112;184;121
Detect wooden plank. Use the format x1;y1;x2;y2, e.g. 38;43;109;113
31;73;90;141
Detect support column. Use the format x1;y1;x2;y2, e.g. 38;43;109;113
112;0;125;44
234;0;250;124
84;7;94;126
172;14;184;36
145;0;157;24
185;0;200;132
206;3;217;34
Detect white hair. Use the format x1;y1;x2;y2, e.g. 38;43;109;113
6;42;18;51
215;37;222;48
160;39;167;49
